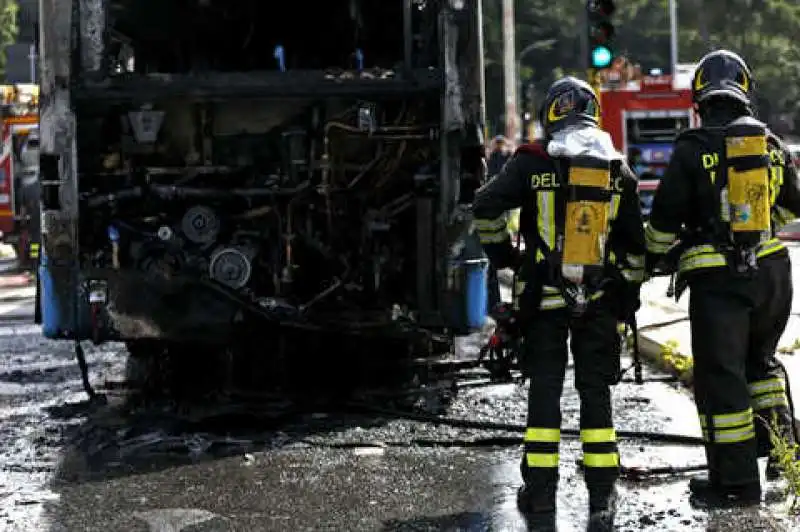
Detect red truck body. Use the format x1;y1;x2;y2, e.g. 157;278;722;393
0;85;39;258
598;66;697;217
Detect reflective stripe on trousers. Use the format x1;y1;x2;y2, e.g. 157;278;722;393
523;427;618;469
748;377;789;411
524;427;560;468
699;408;756;444
581;428;619;468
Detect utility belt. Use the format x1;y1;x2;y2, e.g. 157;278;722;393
519;245;610;317
662;236;786;300
678;237;785;274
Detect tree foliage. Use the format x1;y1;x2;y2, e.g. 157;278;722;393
0;0;18;76
483;0;800;134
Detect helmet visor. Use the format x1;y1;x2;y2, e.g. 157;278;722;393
546;89;600;125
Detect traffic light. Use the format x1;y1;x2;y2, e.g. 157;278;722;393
586;0;615;69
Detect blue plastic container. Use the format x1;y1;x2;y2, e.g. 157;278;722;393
38;251;65;338
463;257;489;329
38;251;90;339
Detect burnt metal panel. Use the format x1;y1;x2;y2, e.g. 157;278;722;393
461;0;485;131
39;0;79;327
78;0;106;76
440;7;464;133
17;0;38;42
4;43;37;83
39;0;78;236
415;192;435;316
74;69;444;102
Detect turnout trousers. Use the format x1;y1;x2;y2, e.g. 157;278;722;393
520;300;621;503
688;254;795;488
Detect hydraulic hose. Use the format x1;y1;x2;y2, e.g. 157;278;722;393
345;402;705;446
636;316;689;332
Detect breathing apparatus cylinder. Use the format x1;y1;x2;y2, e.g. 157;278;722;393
724;123;771;247
561;156;613;286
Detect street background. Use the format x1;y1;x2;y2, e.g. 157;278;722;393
0;242;796;531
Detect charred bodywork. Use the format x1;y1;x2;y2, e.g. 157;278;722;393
38;0;487;362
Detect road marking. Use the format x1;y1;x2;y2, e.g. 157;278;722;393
0;285;35;298
133;508;223;532
0;299;33;317
0;323;38;336
0;282;35;321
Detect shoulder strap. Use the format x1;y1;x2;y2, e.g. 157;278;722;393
514;142;549;159
678;128;731;245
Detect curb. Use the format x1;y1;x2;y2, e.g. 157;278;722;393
634;331;694;387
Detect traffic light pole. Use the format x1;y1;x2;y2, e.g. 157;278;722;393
587;67;603;128
585;0;614;129
669;0;678;73
501;0;519;142
580;4;590;73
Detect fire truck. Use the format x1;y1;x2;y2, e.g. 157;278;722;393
0;84;39;266
598;64;697;218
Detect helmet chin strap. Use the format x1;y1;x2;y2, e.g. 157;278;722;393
698;97;752;122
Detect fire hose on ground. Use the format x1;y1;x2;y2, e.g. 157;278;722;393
341;401;709;481
344;401;705;445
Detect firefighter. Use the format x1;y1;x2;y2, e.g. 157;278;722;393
472;77;646;530
644;50;800;506
18;169;40;271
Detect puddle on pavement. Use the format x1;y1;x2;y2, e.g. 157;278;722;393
38;373;798;531
0;320;796;531
0;472;61;532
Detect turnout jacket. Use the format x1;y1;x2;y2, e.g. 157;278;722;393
645;115;800;277
472;142;646;311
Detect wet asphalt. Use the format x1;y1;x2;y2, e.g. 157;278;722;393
0;268;797;531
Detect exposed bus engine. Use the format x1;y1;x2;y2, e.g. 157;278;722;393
37;0;488;393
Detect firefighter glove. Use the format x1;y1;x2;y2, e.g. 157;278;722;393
618;284;641;320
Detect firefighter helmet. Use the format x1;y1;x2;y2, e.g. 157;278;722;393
692;50;753;105
539;77;600;136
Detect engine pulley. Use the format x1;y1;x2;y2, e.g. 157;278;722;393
209;247;253;289
137;245;184;280
181;205;220;245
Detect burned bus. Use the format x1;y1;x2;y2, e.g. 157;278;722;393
37;0;490;394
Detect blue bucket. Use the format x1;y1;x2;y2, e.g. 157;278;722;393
463;257;489;329
38;252;89;339
38;252;65;338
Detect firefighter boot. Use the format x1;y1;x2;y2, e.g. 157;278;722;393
766;449;800;481
586;485;618;532
766;456;779;480
688;474;761;506
517;485;557;531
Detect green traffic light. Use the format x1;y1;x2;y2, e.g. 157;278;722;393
591;46;612;68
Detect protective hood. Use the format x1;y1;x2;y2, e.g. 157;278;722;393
699;99;753;128
546;125;622;162
20;169;38;188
